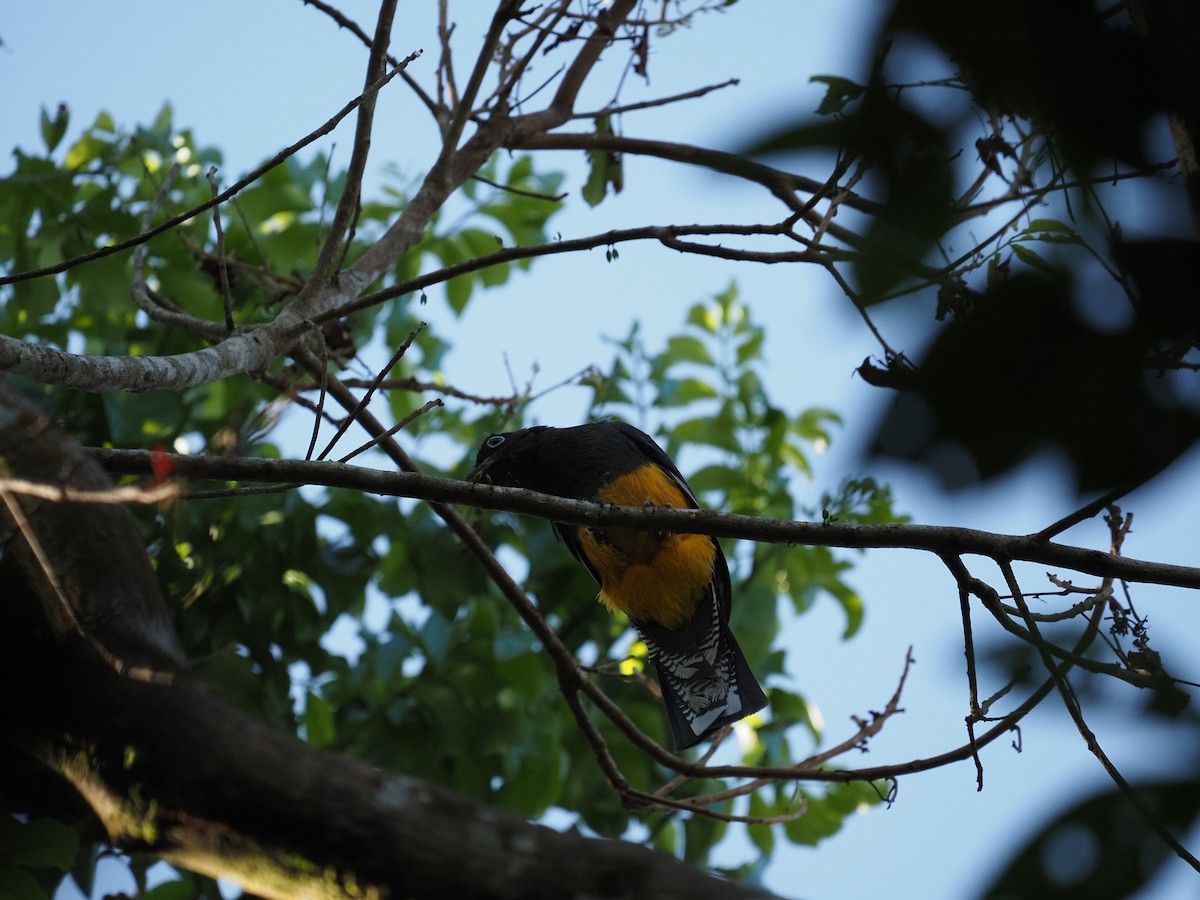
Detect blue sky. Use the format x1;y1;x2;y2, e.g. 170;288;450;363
4;2;1199;897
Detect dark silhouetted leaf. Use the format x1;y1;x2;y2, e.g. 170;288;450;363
982;778;1200;899
871;273;1200;491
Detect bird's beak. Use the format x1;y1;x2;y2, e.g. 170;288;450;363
468;456;495;484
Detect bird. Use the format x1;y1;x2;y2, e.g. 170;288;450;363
471;421;767;750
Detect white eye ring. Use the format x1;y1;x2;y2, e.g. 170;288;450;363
485;434;506;449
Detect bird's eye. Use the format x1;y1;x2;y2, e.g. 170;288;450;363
485;434;506;449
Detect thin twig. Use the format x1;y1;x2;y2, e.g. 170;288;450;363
304;324;331;462
998;559;1200;872
337;399;443;465
572;78;741;119
297;375;525;406
1032;482;1140;542
470;172;567;202
298;0;439;119
206;166;235;333
130;163;226;340
947;558;986;792
321;221;802;323
299;0;399;312
317;323;426;461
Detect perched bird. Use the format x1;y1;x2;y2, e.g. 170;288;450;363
472;421;767;750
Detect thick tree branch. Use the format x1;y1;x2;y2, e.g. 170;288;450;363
0;386;185;674
0;379;774;900
0;324;306;394
1;581;775;900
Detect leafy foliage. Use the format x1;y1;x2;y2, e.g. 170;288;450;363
0;101;902;895
7;1;1194;896
0;816;78;900
744;2;1200;493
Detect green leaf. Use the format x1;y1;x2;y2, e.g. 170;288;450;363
686;463;747;496
446;275;473;314
747;794;777;855
728;581;778;666
68;843;99;897
778;442;812;477
793;407;842;444
683;813;728;865
735;328;765;366
767;689;821;743
686;301;719;334
1025;218;1074;234
582;116;622;207
1012;242;1059;276
810;74;865;115
0;817;79;870
419;609;454;662
654;377;719;407
304;691;336;747
831;578;864;638
664;335;715;367
783;787;850;846
39;104;69;153
143;880;198;900
581;152;611;207
650;820;677;855
670;414;740;453
64;118;114;170
0;866;48;900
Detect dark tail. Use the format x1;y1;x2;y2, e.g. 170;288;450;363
638;608;767;751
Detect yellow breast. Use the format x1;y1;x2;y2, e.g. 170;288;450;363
575;463;715;629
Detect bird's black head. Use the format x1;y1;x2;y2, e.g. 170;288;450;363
470;426;548;487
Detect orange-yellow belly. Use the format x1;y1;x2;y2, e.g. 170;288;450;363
576;463;715;629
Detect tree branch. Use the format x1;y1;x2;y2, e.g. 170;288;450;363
88;449;1200;591
999;558;1200;873
298;0;440;120
509;130;878;217
301;0;398;300
324;221;807;323
0;378;776;900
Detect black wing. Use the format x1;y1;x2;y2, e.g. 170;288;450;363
609;422;702;510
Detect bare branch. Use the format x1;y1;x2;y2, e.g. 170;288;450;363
512;130;838;210
298;0;440;119
0;476;180;506
325;221;805;323
317;322;426;460
205;166;236;333
999;559;1200;873
337;398;443;464
572;78;741;119
88;449;1200;591
301;0;398;303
